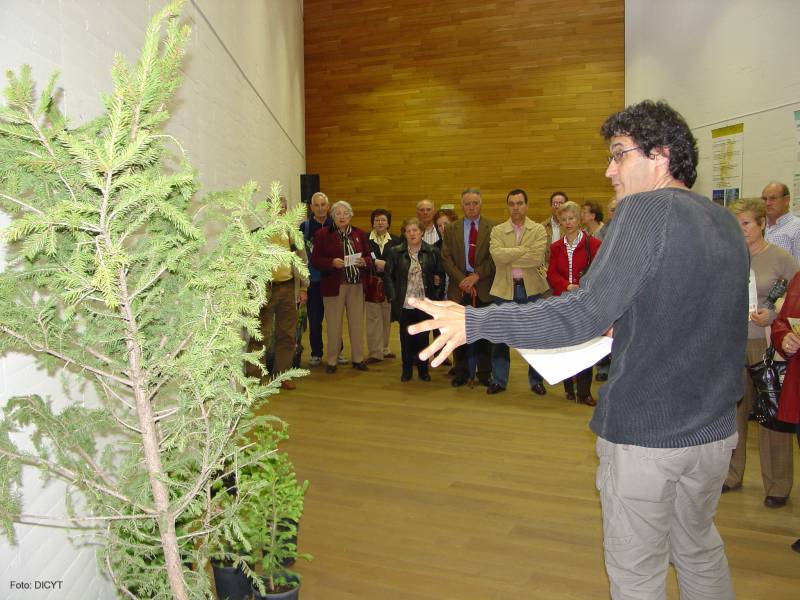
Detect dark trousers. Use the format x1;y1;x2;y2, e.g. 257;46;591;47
307;281;324;357
400;308;430;375
490;285;543;388
564;366;593;399
453;292;492;382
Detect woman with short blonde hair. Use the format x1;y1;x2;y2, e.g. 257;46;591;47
723;197;798;502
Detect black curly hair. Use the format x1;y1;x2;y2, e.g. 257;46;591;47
600;100;698;187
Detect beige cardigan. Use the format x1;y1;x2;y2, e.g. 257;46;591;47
489;217;549;300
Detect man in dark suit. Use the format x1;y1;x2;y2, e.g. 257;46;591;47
440;187;496;387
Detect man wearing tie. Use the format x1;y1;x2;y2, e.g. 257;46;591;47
440;188;496;386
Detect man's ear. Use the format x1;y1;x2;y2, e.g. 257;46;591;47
649;146;670;162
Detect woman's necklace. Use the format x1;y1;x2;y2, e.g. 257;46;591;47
750;239;769;256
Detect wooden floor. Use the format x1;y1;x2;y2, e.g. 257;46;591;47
263;336;800;599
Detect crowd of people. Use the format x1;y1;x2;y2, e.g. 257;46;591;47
289;185;617;403
245;99;800;598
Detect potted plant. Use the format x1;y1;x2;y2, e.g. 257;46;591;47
0;2;308;598
209;421;309;600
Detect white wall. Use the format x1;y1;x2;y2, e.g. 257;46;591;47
0;1;305;598
625;0;800;201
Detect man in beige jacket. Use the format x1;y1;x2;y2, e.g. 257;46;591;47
487;188;549;395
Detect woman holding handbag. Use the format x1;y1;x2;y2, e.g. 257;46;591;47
547;200;601;405
384;217;444;382
723;199;798;507
771;271;800;552
365;208;401;363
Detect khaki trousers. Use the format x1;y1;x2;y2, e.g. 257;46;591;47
596;434;737;600
323;283;365;366
365;300;391;359
246;279;297;378
725;338;794;497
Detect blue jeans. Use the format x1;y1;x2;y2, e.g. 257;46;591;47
490;284;543;388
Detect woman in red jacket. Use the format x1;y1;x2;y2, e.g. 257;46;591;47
771;271;800;553
311;200;372;373
547;200;601;405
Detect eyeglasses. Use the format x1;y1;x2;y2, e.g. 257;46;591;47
607;146;641;165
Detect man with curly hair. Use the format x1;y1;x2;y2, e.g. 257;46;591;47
409;100;747;599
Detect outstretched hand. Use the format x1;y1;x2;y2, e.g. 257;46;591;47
406;297;467;367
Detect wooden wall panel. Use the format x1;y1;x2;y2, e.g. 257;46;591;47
304;0;624;229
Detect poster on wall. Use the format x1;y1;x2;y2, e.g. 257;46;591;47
795;110;800;161
711;123;743;206
794;111;800;213
794;174;800;213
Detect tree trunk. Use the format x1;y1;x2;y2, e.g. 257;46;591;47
119;271;188;600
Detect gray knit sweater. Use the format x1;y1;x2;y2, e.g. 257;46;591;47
466;187;749;447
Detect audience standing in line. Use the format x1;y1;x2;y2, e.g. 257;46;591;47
365;208;402;364
247;196;309;390
723;198;798;508
547;200;601;406
441;188;496;387
310;200;372;373
770;272;800;553
763;181;800;262
582;200;607;242
384;217;444;382
486;189;549;396
417;198;440;246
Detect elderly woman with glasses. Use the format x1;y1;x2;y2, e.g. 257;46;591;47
311;200;373;373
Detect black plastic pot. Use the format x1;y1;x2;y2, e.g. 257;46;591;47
212;563;252;600
252;573;300;600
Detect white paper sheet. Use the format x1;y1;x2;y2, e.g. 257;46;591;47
748;269;758;312
517;336;613;386
344;252;361;267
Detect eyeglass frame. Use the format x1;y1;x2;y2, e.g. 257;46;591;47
607;146;641;165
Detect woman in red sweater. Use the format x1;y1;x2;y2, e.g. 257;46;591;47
547;200;601;405
771;271;800;553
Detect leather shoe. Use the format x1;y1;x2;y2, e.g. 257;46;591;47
486;383;505;395
325;365;337;374
280;381;296;390
764;495;788;508
792;538;800;553
531;383;546;395
451;376;469;387
721;483;741;493
365;357;382;365
565;392;576;402
595;372;608;382
352;361;369;371
401;371;412;382
580;395;597;407
383;352;396;359
418;371;431;382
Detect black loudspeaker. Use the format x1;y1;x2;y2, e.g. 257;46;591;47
300;174;320;205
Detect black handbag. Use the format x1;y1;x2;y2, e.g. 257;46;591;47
746;346;795;433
